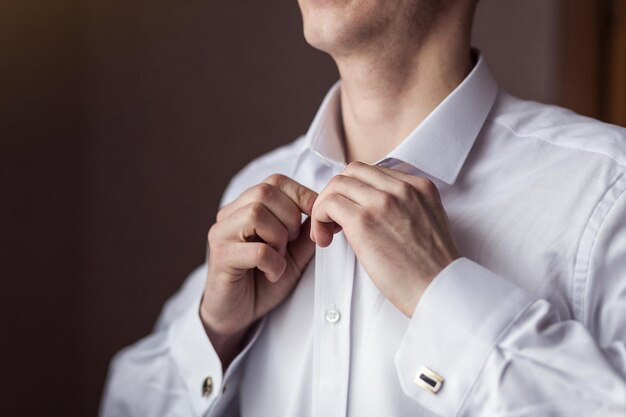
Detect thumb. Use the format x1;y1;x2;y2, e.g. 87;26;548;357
287;217;316;274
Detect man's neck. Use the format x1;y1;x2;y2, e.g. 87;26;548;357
335;9;474;165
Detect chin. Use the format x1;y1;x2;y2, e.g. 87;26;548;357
298;0;392;55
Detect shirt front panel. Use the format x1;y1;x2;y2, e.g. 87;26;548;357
241;151;440;417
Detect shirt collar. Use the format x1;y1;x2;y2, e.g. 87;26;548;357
299;51;499;184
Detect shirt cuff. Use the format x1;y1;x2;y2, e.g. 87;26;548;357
168;297;265;416
394;257;536;416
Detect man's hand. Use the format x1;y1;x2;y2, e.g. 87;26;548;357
311;161;460;318
201;174;317;367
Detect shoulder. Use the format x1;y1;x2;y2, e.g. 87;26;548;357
487;91;626;171
218;135;308;208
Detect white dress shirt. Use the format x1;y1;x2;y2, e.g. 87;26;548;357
100;53;626;417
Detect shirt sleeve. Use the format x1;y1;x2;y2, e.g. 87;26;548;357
99;264;265;417
394;183;626;416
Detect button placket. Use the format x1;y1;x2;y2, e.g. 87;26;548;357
313;231;356;417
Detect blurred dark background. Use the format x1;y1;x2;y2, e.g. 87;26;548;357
2;0;624;416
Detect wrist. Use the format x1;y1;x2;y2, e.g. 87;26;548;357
199;303;250;369
401;256;460;317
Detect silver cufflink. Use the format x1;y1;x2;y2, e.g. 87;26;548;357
415;366;444;394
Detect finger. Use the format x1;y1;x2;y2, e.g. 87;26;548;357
221;242;287;282
343;161;442;206
311;174;376;240
217;182;304;240
316;174;387;208
216;202;289;256
311;192;361;247
375;165;440;197
285;217;315;274
375;165;446;216
263;174;318;216
308;220;342;240
342;161;408;196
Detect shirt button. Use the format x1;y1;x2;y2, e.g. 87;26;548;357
202;376;213;397
326;309;341;324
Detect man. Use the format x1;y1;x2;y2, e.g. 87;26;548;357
101;0;626;416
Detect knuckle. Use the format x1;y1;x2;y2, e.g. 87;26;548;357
325;191;340;205
294;184;308;206
216;206;228;222
265;173;287;187
347;161;364;170
247;202;266;221
251;182;274;201
357;210;374;229
343;161;361;174
208;241;227;266
207;223;220;245
330;174;347;187
255;244;271;262
295;184;316;212
378;192;396;210
398;182;415;199
416;177;437;194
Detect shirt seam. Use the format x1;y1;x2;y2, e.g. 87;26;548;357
571;174;623;321
577;174;626;325
490;118;626;324
489;119;626;168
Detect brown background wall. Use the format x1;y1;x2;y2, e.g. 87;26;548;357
2;1;84;416
2;0;616;416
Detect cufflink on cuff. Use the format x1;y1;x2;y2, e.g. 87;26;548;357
415;366;444;394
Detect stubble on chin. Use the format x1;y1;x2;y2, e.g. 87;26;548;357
302;0;445;58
